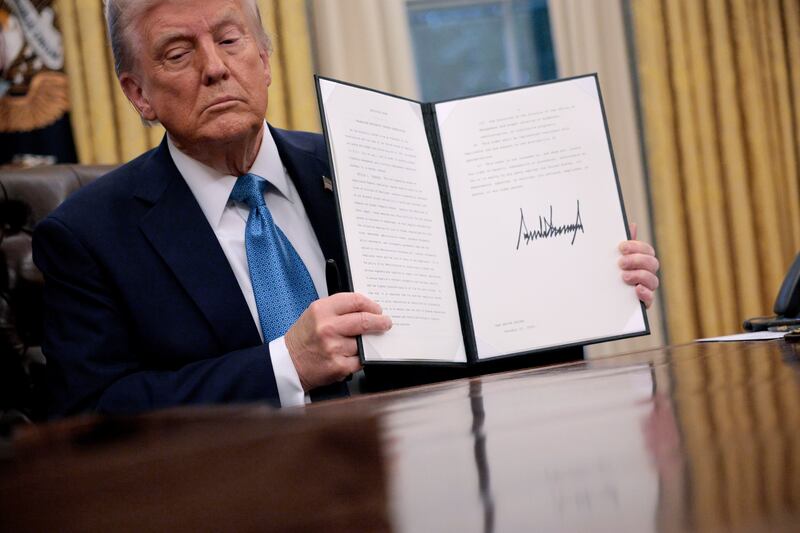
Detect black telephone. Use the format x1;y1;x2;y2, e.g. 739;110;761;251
744;252;800;331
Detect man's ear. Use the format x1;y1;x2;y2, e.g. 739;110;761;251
260;49;271;87
119;73;157;121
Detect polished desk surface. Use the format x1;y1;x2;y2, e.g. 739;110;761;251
2;340;800;532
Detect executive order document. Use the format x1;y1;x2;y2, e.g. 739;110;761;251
318;79;468;363
317;75;647;364
435;76;646;359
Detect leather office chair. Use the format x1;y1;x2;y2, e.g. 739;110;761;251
0;164;113;425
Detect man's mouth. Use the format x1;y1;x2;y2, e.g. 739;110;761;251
205;97;241;111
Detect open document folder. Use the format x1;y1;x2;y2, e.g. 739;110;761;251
316;74;649;366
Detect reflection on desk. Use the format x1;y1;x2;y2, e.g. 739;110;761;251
2;340;799;532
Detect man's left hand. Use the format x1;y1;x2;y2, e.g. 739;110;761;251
618;223;659;309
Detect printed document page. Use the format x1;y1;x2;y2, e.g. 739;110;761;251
435;76;646;359
319;79;467;362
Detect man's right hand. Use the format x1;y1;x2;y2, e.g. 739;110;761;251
285;292;392;391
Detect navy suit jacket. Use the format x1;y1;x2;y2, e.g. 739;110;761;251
33;127;347;417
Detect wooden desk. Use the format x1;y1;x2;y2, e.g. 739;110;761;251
2;340;800;532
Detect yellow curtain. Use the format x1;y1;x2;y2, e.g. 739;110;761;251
632;0;800;342
55;0;318;165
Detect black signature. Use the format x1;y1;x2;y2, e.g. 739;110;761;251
516;200;584;249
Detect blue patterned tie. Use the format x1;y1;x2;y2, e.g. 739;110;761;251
231;173;318;342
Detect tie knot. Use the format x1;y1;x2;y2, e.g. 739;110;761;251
231;173;267;209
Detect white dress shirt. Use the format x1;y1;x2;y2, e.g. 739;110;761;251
168;123;327;407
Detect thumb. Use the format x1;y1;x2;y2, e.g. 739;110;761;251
630;222;638;241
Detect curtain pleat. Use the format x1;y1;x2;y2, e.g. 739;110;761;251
767;0;800;252
56;0;92;163
706;0;763;319
786;1;800;202
665;0;723;335
277;0;319;131
633;0;698;341
258;0;289;130
730;0;787;298
682;1;738;331
764;1;799;245
632;0;800;342
58;0;316;164
74;0;118;164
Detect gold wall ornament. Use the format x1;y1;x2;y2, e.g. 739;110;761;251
0;0;69;132
0;69;68;132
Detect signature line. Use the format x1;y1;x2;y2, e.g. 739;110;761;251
516;200;585;250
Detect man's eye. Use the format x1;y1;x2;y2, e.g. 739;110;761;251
220;37;239;45
166;51;188;62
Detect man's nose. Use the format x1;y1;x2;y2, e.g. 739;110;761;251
199;42;230;85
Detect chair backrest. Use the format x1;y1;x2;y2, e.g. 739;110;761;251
0;164;115;420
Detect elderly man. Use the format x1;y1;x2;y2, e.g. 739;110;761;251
32;0;659;417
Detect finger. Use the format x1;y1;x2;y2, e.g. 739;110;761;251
619;240;655;256
327;354;362;383
334;311;393;337
339;354;362;377
630;222;638;241
332;337;358;357
619;253;660;273
327;292;383;316
636;284;654;308
320;336;358;357
622;270;660;291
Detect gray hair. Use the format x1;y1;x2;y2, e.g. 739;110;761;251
104;0;273;77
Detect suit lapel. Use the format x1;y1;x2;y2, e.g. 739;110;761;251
270;126;344;270
134;139;261;352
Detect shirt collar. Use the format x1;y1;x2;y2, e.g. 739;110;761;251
167;122;293;228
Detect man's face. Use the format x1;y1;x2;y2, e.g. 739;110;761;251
120;0;270;147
